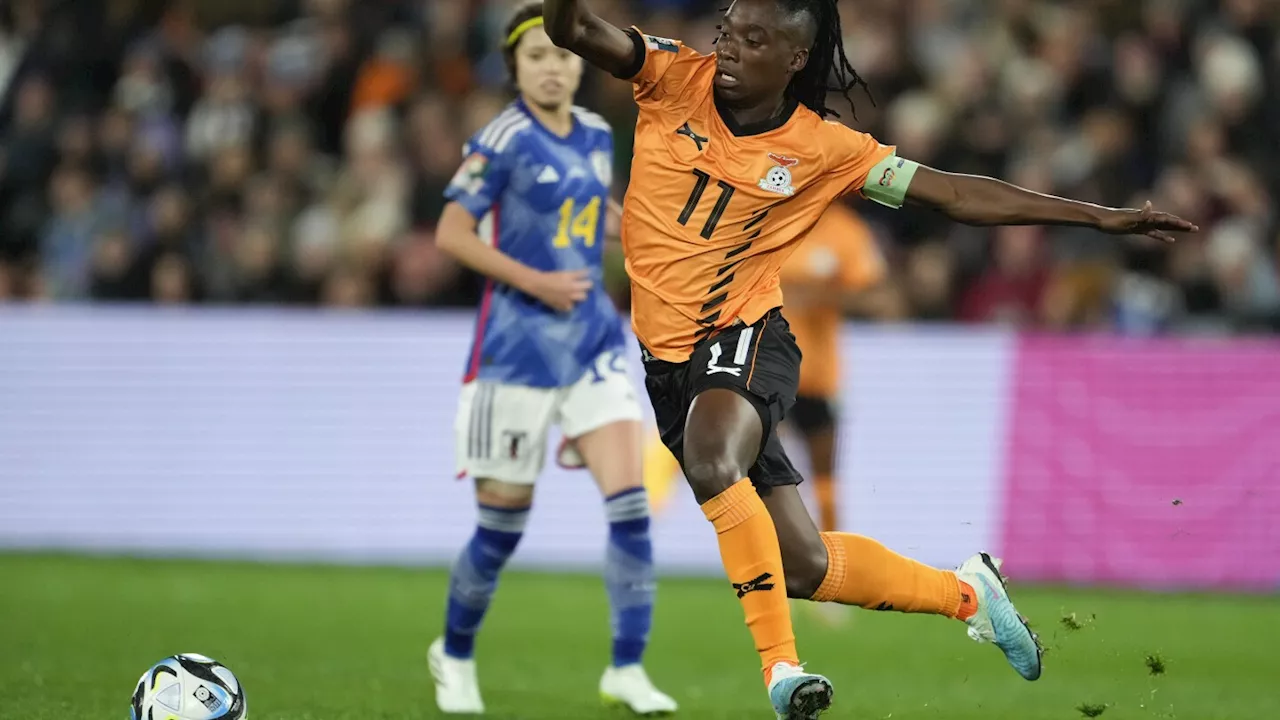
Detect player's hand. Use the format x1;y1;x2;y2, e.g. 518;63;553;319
1096;202;1199;243
528;269;592;312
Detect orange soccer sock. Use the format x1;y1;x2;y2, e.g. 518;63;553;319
812;473;838;533
701;479;799;685
809;533;978;620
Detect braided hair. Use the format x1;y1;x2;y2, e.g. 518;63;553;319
717;0;873;119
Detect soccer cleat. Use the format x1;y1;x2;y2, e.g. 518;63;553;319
767;662;833;720
428;637;485;714
599;664;678;715
956;553;1044;681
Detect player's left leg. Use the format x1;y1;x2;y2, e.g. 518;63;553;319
736;312;1043;682
761;484;1043;681
558;350;678;715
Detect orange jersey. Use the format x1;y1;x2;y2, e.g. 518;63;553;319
779;202;886;397
620;30;895;362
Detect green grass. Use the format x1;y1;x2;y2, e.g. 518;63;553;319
0;553;1273;719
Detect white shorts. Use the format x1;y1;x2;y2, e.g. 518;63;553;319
454;350;643;485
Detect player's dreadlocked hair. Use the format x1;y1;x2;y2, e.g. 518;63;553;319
717;0;873;119
786;0;872;118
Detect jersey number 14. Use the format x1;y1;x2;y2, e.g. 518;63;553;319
552;196;602;248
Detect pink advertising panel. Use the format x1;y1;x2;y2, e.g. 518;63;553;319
1001;335;1280;590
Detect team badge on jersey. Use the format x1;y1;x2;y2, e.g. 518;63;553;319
450;152;490;195
590;150;612;187
758;153;799;196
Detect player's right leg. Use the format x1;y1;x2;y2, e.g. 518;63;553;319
644;316;831;719
430;381;556;714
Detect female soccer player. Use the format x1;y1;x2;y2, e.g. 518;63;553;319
543;0;1197;717
428;3;676;715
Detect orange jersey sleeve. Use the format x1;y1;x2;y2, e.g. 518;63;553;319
622;28;712;110
619;40;895;362
821;121;898;200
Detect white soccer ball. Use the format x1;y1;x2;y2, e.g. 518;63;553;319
130;653;247;720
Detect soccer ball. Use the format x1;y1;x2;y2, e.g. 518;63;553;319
130;653;246;720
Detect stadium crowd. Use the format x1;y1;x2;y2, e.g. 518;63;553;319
1;0;1277;334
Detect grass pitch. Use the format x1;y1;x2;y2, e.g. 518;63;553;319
0;553;1272;719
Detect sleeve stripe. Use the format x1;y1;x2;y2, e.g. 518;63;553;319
571;106;612;132
492;118;531;153
476;107;523;149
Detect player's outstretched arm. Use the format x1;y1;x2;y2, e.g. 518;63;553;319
543;0;636;77
437;202;591;312
902;166;1199;243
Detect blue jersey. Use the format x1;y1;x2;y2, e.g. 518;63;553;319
445;99;625;388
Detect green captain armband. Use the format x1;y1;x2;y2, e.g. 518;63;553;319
861;155;920;209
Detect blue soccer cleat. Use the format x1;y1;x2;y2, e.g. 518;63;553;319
767;662;833;720
956;553;1044;681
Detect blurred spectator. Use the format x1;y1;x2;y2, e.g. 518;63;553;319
0;0;1275;335
959;226;1052;327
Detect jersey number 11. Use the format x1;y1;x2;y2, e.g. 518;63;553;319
678;169;735;240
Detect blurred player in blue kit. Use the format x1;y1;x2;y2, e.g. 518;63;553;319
427;2;677;715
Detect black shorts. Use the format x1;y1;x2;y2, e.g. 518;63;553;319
641;308;803;492
790;394;837;435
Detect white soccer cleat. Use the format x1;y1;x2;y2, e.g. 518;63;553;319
428;637;485;714
956;553;1044;681
600;664;678;715
767;662;833;720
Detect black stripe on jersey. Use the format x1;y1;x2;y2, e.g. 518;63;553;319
743;209;770;232
718;259;745;276
709;273;735;294
700;292;729;313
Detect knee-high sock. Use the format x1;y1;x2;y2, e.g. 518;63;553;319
443;505;529;658
603;488;656;668
810;533;978;620
701;478;799;685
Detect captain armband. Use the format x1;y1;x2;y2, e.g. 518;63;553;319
861;155;920;209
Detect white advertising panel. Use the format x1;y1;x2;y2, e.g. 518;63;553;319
0;308;1005;573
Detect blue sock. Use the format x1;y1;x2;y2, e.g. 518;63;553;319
604;488;656;668
443;504;529;659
